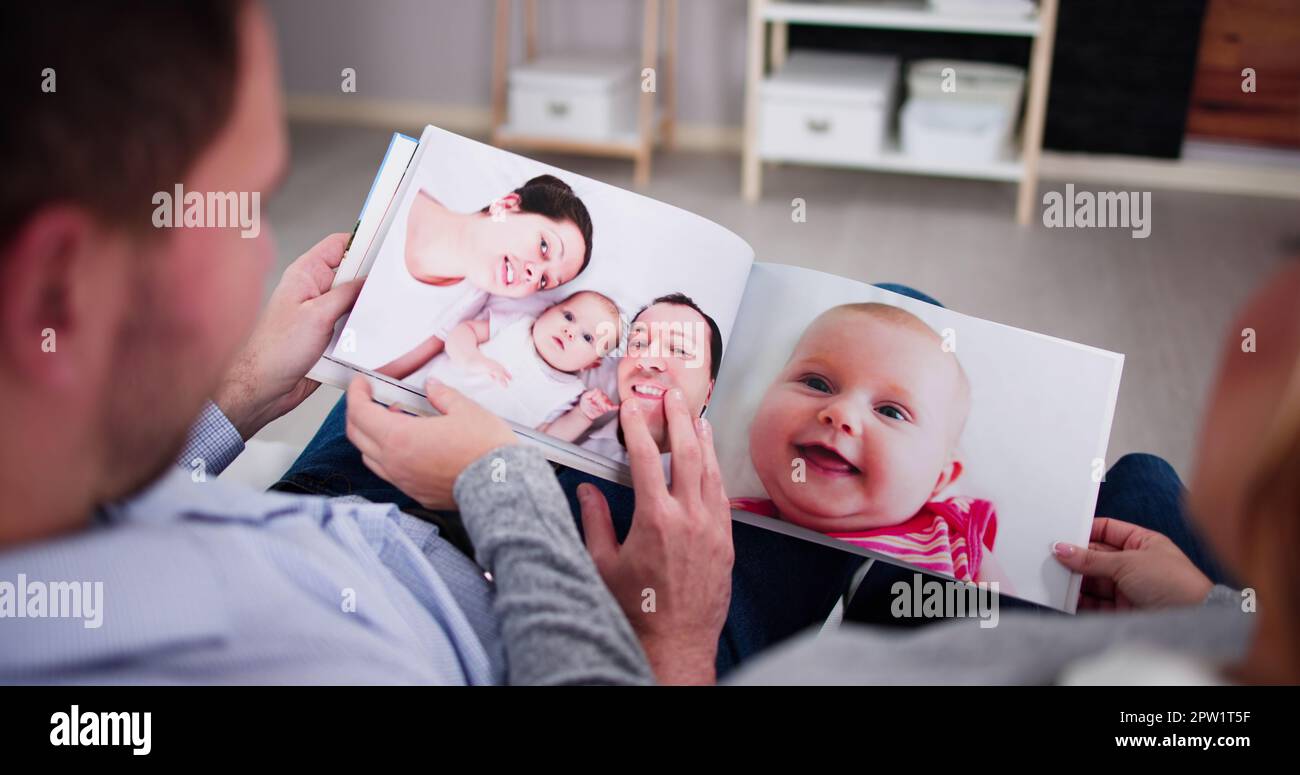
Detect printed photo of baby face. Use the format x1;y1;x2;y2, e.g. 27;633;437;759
532;290;621;373
749;304;970;534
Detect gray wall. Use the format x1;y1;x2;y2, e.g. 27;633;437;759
266;0;749;128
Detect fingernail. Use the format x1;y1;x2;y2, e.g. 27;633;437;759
670;388;684;402
624;400;639;414
1052;542;1075;557
577;483;592;502
695;416;709;435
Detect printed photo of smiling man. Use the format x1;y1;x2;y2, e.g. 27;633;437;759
579;293;724;464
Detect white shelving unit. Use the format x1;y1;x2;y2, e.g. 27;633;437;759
491;0;678;188
741;0;1060;223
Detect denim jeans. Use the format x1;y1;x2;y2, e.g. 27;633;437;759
274;283;1230;675
841;452;1236;626
272;400;475;556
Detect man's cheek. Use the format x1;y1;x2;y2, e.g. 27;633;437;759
615;362;636;401
154;232;219;324
202;237;265;342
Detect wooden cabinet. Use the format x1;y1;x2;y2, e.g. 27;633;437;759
1186;0;1300;148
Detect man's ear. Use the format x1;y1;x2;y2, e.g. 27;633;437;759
0;206;103;389
700;379;716;416
487;192;521;219
931;457;964;499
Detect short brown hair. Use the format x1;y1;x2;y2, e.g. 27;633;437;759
634;293;723;380
0;1;246;239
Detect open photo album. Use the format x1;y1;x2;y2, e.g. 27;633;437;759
308;125;1125;612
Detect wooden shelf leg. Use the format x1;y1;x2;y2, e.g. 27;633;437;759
1016;0;1059;225
769;19;788;71
491;0;510;145
523;0;537;62
661;0;678;149
741;0;766;202
635;0;660;187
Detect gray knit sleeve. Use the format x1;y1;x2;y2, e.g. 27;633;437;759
452;445;654;685
1204;584;1243;609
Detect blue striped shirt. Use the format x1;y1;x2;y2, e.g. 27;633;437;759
0;403;505;684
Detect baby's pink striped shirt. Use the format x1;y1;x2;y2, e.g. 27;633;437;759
732;496;998;583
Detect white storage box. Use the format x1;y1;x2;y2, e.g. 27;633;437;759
900;98;1011;164
901;60;1025;164
507;55;639;141
759;51;899;166
906;59;1025;114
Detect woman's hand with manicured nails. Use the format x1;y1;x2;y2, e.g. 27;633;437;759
215;232;365;439
577;390;734;685
345;376;517;510
1053;517;1213;610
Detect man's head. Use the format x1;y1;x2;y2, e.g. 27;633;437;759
616;293;722;451
749;303;970;534
0;1;286;541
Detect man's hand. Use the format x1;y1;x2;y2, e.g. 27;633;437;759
215;232;364;439
577;390;734;685
345;376;517;510
1053;517;1213;610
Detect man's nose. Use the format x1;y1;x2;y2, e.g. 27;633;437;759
635;355;665;371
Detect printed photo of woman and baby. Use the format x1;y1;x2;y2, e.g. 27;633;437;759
335;126;752;467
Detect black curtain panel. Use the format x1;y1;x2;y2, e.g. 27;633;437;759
787;0;1209;159
1044;0;1208;158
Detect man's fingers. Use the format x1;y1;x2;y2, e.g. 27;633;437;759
294;232;352;291
311;276;365;323
424;377;469;416
665;389;703;502
577;483;619;577
346;376;404;444
346;373;372;403
360;452;390;482
696;416;729;523
345;407;384;460
343;380;389;457
305;232;351;268
619;400;667;496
